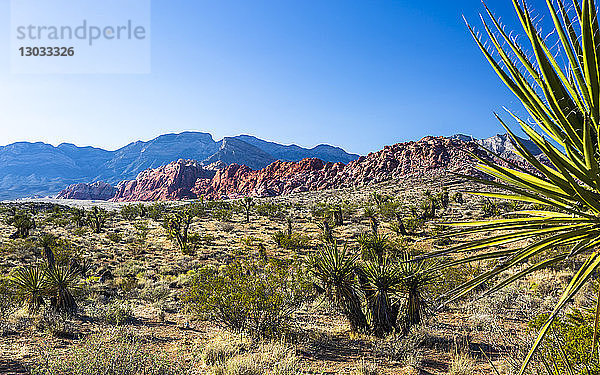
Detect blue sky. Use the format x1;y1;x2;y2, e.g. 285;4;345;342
0;0;551;155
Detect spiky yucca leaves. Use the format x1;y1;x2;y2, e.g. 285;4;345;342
358;259;401;337
11;266;48;313
45;265;81;314
309;242;368;331
358;233;389;263
442;0;600;372
396;251;436;331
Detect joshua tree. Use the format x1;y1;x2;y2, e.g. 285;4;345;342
330;204;343;226
240;197;254;223
163;203;203;255
87;207;108;234
286;215;293;236
70;208;86;228
39;233;57;268
363;206;379;235
6;210;36;239
319;219;334;243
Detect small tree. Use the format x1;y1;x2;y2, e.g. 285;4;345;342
240;197;254;223
163;204;203;255
70;208;86;228
87;207;108;234
39;233;57;268
6;210;36;239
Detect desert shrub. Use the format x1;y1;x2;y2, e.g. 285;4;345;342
311;203;345;226
352;360;381;375
213;207;234;222
255;202;285;219
147;202;167;221
107;232;122;243
120;204;140;220
481;198;504;218
202;334;249;366
528;309;600;374
272;231;310;250
377;200;403;223
404;216;425;234
373;327;435;366
197;233;216;246
216;222;235;232
0;278;17;334
183;260;311;338
31;329;182;375
241;235;262;249
452;192;464;204
139;280;171;304
449;351;477;375
72;227;87;236
103;302;134;325
36;309;73;337
210;340;302;375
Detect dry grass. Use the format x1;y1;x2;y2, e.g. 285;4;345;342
0;172;570;374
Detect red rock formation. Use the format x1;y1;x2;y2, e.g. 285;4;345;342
107;136;500;202
111;159;215;202
56;181;117;201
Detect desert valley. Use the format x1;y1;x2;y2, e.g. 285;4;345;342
4;0;600;374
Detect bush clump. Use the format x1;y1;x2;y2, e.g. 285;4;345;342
183;259;311;338
31;329;183;375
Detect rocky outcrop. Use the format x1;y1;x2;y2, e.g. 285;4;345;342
111;159;216;202
110;136;502;202
0;131;358;200
56;181;117;201
452;133;542;160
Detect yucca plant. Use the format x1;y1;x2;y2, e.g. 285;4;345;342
39;233;57;268
87;206;108;234
11;266;48;313
358;259;401;337
309;242;368;331
436;0;600;372
396;251;437;332
358;233;390;263
45;264;81;314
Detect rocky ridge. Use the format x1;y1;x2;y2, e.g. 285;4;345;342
107;136;507;202
56;181;117;201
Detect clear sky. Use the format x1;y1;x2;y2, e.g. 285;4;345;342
0;0;550;155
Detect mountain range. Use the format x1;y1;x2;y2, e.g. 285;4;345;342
0;132;359;200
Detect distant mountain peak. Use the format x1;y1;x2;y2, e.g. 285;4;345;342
0;131;359;200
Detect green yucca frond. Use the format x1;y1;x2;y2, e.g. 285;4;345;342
45;265;81;314
11;266;49;313
445;0;600;373
309;241;368;331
